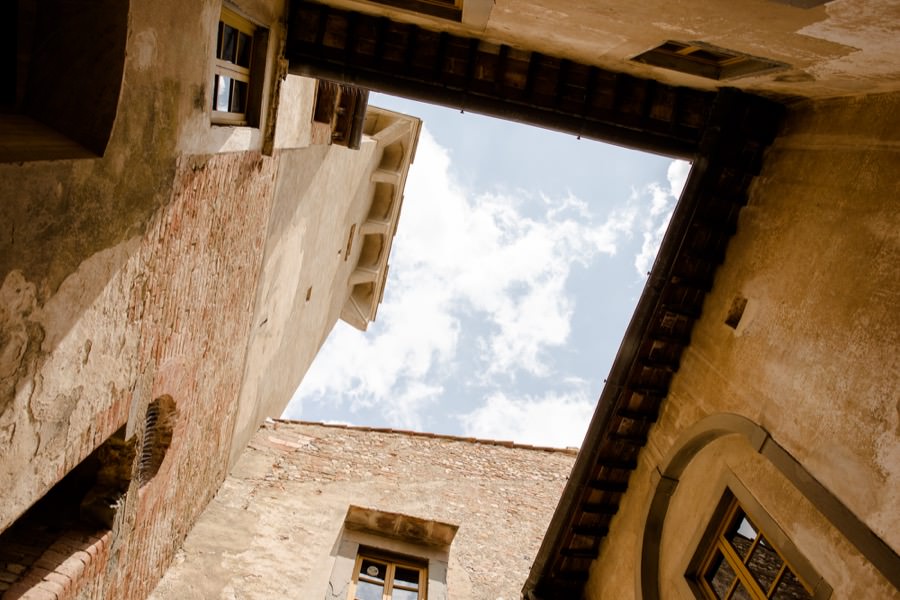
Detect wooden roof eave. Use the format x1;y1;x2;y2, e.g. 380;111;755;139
523;88;783;600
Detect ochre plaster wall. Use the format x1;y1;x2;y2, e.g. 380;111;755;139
584;92;900;599
151;421;575;600
0;1;388;597
228;110;420;467
227;140;378;466
318;0;900;98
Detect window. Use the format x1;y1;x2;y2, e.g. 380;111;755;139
327;506;454;600
689;493;823;600
212;8;267;126
632;41;786;80
138;394;178;485
365;0;462;22
350;551;426;600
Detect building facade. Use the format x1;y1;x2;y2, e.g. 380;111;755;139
281;1;899;599
0;1;418;598
150;421;576;599
2;0;898;599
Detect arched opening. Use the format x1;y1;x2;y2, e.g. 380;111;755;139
0;425;133;595
639;414;900;599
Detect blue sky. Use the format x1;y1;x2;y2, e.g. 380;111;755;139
282;93;689;448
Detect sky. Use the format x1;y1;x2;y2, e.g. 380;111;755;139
282;93;690;449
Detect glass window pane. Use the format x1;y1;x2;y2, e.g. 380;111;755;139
355;580;384;600
214;75;232;112
220;24;237;62
772;568;813;600
359;559;387;583
704;551;735;600
729;580;752;600
746;536;782;593
230;80;248;113
236;32;253;68
394;566;420;589
725;512;757;559
393;589;419;600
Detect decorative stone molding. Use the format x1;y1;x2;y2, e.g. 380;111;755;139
340;107;421;331
344;505;459;550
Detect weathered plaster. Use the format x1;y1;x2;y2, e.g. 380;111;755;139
152;422;575;600
321;0;900;97
584;92;900;599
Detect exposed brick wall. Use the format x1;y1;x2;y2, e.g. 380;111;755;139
1;149;279;600
3;532;110;600
151;421;576;600
105;151;279;600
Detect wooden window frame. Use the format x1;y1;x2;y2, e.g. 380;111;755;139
212;7;267;127
632;41;786;80
365;0;463;22
349;549;427;600
687;490;827;600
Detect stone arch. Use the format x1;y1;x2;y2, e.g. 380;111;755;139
638;413;900;599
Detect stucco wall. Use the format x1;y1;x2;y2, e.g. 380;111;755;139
320;0;900;98
584;92;900;599
228;109;420;467
0;1;394;597
227;140;378;466
151;421;575;600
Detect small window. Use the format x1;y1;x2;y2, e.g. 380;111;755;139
212;8;267;126
365;0;462;22
350;551;426;600
689;493;825;600
633;41;786;80
313;80;370;149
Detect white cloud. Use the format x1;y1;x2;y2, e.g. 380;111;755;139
286;129;690;439
459;390;595;448
633;159;690;276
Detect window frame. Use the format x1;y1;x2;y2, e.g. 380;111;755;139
364;0;463;22
687;489;829;600
349;549;428;600
632;41;786;80
212;7;267;127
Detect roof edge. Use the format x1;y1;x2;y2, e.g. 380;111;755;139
269;418;580;455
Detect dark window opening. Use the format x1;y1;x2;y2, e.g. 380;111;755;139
0;426;134;594
313;80;370;150
633;41;786;81
0;0;128;162
725;296;748;329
